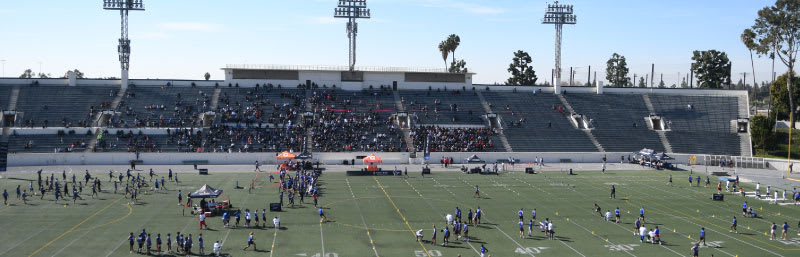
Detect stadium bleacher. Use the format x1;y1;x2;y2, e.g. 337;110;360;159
483;91;598;152
565;93;665;153
650;95;741;155
310;89;406;152
400;89;485;125
8;133;92;153
15;85;114;128
0;85;746;155
113;86;213;128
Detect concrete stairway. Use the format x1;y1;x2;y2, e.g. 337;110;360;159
210;87;222;110
738;95;752;156
393;90;414;153
86;86;128;152
642;94;674;153
558;94;604;152
8;87;19;111
304;89;314;153
476;91;513;152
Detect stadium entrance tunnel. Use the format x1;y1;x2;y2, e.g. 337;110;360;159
201;111;216;127
396;112;409;128
570;113;592;129
486;113;499;129
96;110;115;127
647;115;667;131
737;118;749;133
1;111;17;127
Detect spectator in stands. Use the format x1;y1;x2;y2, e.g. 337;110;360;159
411;126;495;152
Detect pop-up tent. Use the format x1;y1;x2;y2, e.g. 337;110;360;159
296;151;313;160
466;154;484;163
277;151;296;160
363;154;382;171
189;184;223;198
363;154;382;163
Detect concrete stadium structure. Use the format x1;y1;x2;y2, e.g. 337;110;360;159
0;66;755;168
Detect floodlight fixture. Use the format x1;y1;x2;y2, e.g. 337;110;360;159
542;1;576;94
334;0;371;72
103;0;145;87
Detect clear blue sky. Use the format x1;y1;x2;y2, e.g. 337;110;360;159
0;0;789;86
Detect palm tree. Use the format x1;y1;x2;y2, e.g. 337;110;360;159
438;41;449;71
740;29;758;92
447;34;460;64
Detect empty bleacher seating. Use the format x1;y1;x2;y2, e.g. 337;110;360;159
566;94;665;153
15;85;115;128
483;92;597;152
650;95;741;155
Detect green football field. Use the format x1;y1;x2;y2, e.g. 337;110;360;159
1;168;800;257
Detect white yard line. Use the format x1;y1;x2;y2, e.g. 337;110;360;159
51;228;93;257
573;176;783;256
430;177;535;257
269;229;278;257
319;223;326;257
479;175;594;257
400;178;481;256
346;178;380;257
0;220;58;256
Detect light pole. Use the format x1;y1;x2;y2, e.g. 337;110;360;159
103;0;145;87
542;1;576;94
334;0;371;72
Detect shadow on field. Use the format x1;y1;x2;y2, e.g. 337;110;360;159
554;236;572;242
8;177;34;182
526;236;547;240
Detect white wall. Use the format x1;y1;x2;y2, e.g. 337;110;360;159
8;151;702;167
0;77;749;98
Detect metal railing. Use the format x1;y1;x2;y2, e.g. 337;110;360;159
702;155;765;169
224;64;453;73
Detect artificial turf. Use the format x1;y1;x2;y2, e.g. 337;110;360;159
1;168;799;257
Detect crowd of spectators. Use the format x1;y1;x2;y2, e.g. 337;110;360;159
157;124;306;153
308;88;405;152
215;88;305;126
199;124;306;153
311;111;405;152
411;125;496;152
109;86;211;128
97;131;163;153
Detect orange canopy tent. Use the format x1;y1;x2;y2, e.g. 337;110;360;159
363;154;382;163
277;151;296;160
363;154;382;172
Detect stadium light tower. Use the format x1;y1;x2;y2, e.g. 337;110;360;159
103;0;145;87
542;1;576;94
334;0;371;72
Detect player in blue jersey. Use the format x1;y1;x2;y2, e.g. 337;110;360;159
319;207;328;223
699;227;706;246
783;222;789;240
243;232;256;251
